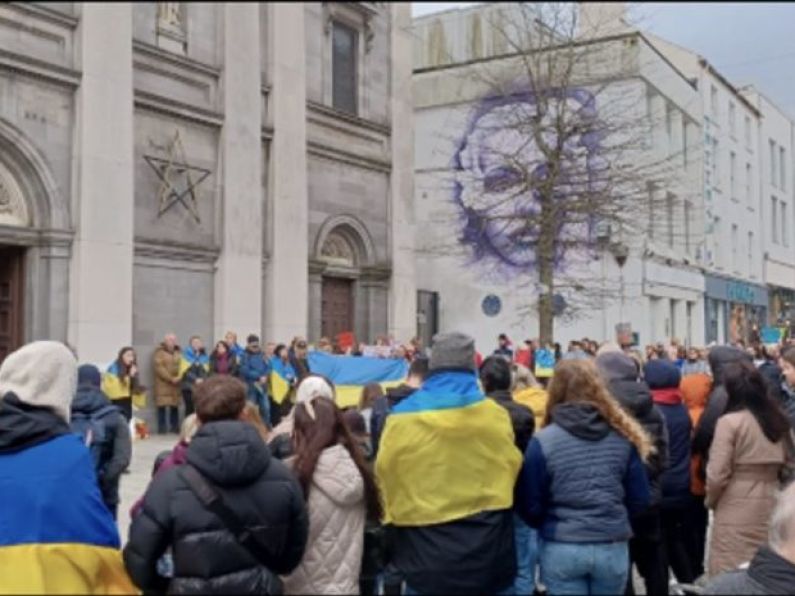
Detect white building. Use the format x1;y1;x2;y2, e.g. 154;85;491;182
648;35;772;344
412;4;705;350
742;88;795;336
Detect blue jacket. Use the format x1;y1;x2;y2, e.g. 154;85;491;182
516;403;650;543
239;349;271;385
650;388;692;508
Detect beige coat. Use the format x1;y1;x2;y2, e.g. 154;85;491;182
706;410;789;576
283;444;366;595
153;345;181;407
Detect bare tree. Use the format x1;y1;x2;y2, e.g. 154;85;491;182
415;2;702;344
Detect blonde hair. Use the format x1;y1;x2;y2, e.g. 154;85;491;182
545;359;653;460
180;414;200;444
241;402;270;443
511;363;539;391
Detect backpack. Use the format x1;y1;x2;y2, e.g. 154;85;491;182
70;404;118;475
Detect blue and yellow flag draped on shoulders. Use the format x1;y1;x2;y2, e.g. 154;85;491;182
0;433;137;594
178;346;210;379
375;370;522;526
269;357;297;404
307;351;409;408
102;362;147;407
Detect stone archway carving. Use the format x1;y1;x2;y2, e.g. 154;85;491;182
314;214;376;268
0;161;30;227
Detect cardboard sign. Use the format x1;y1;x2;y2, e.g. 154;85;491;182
760;327;782;345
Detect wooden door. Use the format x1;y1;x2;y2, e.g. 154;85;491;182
321;277;353;341
0;247;24;363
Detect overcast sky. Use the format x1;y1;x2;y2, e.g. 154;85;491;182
412;2;795;117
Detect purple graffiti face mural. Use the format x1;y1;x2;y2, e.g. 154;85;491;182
452;88;607;277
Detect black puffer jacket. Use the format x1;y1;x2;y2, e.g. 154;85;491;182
692;347;752;464
607;378;669;507
123;420;309;594
488;389;535;453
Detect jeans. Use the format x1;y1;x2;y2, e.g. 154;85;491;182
514;514;539;595
247;384;271;427
540;540;629;596
157;406;179;434
685;494;708;578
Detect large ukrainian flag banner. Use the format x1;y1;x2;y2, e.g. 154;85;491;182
0;434;137;594
375;371;521;525
307;352;409;408
269;357;297;404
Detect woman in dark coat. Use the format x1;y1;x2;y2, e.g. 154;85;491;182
209;341;240;377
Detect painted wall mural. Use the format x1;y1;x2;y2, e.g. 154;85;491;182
451;87;609;283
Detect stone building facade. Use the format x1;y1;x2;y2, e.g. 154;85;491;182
0;3;416;372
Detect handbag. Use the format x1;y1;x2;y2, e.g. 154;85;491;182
180;465;284;594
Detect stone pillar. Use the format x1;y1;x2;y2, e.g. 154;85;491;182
649;93;667;162
68;3;134;365
214;3;263;340
388;3;417;342
669;108;683;161
264;3;309;343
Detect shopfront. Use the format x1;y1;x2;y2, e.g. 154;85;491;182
704;275;768;345
769;286;795;340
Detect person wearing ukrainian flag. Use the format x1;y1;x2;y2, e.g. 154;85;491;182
102;346;146;422
0;341;136;594
375;332;522;595
179;335;210;418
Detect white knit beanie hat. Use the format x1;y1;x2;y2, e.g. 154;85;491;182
0;341;78;423
295;375;335;405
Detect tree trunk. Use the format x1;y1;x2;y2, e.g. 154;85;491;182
538;257;554;345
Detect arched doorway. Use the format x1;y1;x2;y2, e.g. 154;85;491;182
0;162;31;361
310;215;388;344
319;230;357;341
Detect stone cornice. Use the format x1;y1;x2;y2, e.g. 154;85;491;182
0;47;80;88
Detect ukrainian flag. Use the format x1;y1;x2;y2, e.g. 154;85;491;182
534;347;555;378
375;370;522;526
102;362;147;408
307;352;409;408
178;346;210;379
0;434;137;594
268;357;295;404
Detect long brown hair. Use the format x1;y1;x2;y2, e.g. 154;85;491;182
292;397;382;518
359;383;384;411
241;402;270;443
545;359;653;460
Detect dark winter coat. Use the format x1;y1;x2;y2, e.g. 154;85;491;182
606;378;670;507
123;420;309;594
488;389;535;453
71;385;131;508
782;383;795;430
704;546;795;595
239;349;270;385
209;352;240;378
181;360;209;393
516;403;650;543
371;383;417;457
692;347;753;472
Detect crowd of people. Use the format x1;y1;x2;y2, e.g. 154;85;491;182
1;329;795;595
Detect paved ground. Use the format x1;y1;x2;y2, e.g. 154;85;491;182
118;434;177;544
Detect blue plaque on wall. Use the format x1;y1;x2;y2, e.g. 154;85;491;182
482;294;502;317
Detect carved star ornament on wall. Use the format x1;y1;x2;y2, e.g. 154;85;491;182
144;130;210;224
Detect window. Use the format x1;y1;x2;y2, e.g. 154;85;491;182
748;231;754;274
780;147;786;191
746;163;752;204
730;151;737;198
731;224;738;272
710;85;718;119
729;102;736;137
712;137;719;184
770;139;777;187
684;201;692;255
714;216;721;266
667;193;675;248
332;22;358;115
665;103;673;151
648;183;656;239
772;196;779;244
744;116;751;148
783;202;789;247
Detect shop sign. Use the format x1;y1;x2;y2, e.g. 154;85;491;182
727;282;755;305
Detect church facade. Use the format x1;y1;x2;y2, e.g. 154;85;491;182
0;3;416;370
